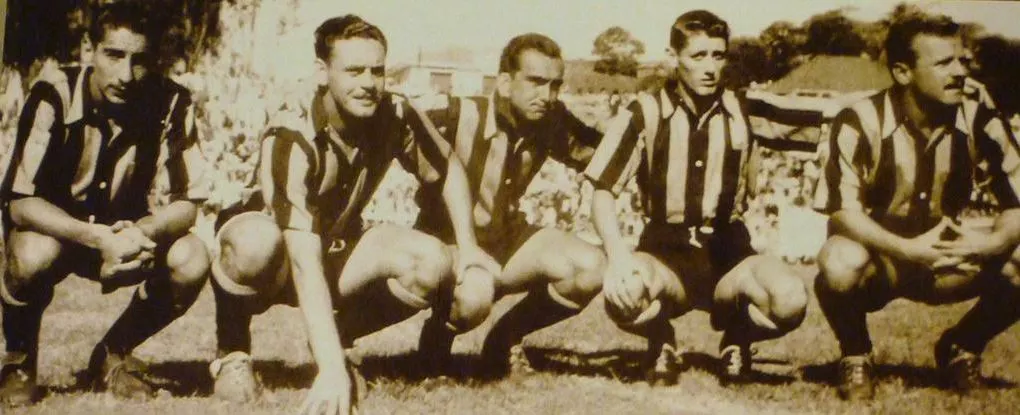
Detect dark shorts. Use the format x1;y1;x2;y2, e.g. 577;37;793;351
415;212;541;264
637;220;756;310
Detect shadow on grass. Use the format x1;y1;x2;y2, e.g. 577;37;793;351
802;361;1017;389
525;347;797;385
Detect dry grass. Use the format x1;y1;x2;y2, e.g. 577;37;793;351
2;266;1019;414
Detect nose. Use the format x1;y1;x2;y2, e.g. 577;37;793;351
536;82;554;103
357;69;378;89
115;59;133;84
949;58;968;78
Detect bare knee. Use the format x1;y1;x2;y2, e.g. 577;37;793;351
816;236;872;294
392;238;452;300
450;272;495;331
6;230;62;289
548;243;606;303
216;216;284;288
166;234;211;288
768;277;808;330
1001;248;1020;288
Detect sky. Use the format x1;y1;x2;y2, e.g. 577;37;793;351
269;0;1020;73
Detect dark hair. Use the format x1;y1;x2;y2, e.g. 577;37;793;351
89;2;157;50
670;10;730;51
886;12;960;69
498;33;562;74
314;15;388;61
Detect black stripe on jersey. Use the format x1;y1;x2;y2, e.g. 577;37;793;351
943;132;973;215
648;114;670;221
747;99;825;127
3;82;65;200
597;101;645;190
465;96;491;191
716;116;742;223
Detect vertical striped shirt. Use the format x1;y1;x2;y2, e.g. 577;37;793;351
417;94;600;233
584;81;825;226
813;87;1020;235
1;65;208;225
261;89;451;241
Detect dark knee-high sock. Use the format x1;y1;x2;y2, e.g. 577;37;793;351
950;281;1020;354
815;277;872;356
99;276;199;357
481;286;579;359
212;279;253;356
2;287;55;368
335;279;426;347
418;284;455;357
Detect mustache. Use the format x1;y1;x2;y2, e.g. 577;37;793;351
946;78;965;89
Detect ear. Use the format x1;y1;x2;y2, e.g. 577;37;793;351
497;72;512;97
314;58;328;88
890;61;913;86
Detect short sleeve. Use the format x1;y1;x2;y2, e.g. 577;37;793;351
259;129;319;233
813;108;870;214
583;100;645;195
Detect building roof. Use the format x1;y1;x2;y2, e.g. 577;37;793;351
767;55;892;94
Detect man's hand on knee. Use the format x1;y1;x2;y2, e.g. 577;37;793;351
97;221;159;281
604;254;659;326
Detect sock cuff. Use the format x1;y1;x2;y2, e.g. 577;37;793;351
546;284;583;311
386;278;430;310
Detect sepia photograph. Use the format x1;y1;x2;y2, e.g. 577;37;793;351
1;0;1020;413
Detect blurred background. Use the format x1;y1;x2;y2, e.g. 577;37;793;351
1;0;1018;263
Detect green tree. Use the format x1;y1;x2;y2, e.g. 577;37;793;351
759;21;806;79
593;26;645;77
802;9;866;56
723;37;768;88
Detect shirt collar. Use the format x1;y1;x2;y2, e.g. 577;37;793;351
311;87;366;149
659;79;727;120
882;86;970;141
484;93;521;140
64;66;91;125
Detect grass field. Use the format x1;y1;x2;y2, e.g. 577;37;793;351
2;266;1019;414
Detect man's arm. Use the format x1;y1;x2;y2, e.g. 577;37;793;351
744;90;832;150
405;99;498;276
286;229;347;376
556;106;603;171
816;108;949;267
258;131;352;413
441;156;478;247
935;107;1020;260
584;104;648;313
9;197;113;250
133;200;198;244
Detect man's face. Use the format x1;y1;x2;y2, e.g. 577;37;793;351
91;27;149;105
673;33;727;97
320;38;386;119
501;49;564;122
902;34;969;106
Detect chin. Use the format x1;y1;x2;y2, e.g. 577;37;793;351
694;85;719;96
105;94;128;105
345;104;379;119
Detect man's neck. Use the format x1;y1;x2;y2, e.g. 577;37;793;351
323;93;368;144
675;81;718;118
900;87;955;135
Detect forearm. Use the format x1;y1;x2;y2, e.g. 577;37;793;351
990;208;1020;252
9;197;105;249
830;210;911;260
592;189;631;260
441;158;478;246
284;230;347;374
134;200;198;244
